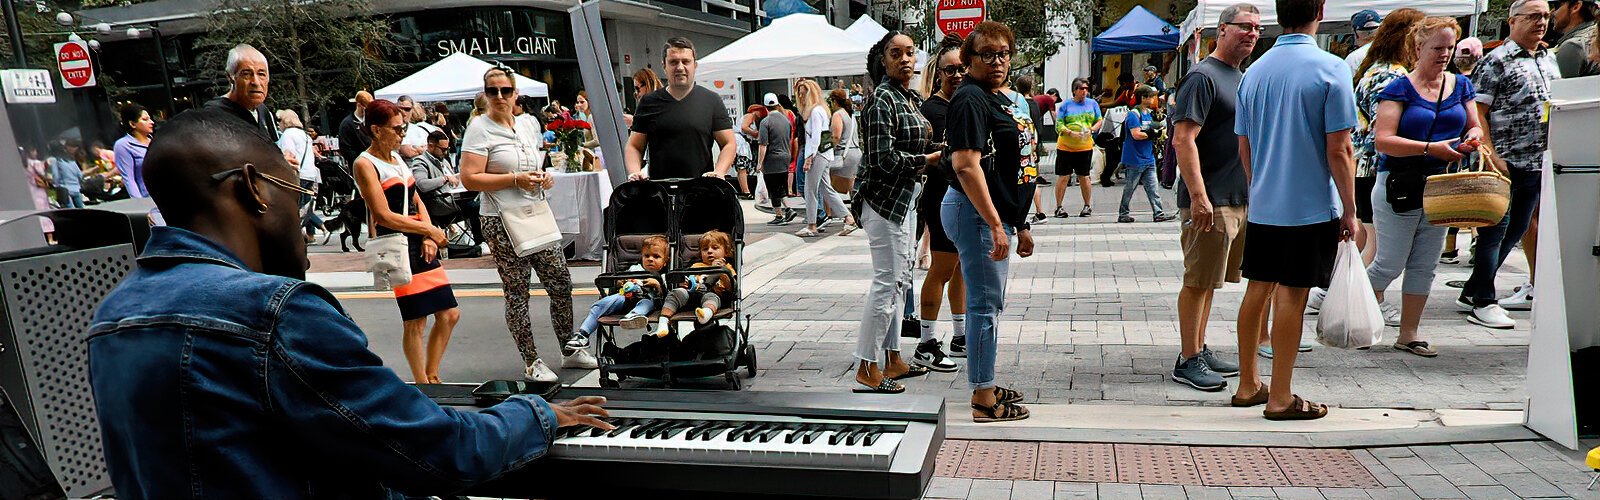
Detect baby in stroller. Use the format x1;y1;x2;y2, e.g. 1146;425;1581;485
652;229;737;338
567;235;668;350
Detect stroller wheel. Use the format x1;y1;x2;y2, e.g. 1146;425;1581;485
598;367;619;388
742;345;758;378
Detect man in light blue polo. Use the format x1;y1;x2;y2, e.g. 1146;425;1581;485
1228;0;1358;421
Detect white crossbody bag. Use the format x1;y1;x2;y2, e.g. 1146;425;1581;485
363;164;412;289
498;118;563;257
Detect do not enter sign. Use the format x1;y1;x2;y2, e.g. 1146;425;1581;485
936;0;986;39
55;41;97;89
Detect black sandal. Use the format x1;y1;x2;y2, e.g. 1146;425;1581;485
853;378;905;394
972;401;1030;423
993;385;1024;404
889;364;929;380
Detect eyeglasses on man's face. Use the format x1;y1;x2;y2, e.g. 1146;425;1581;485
1223;22;1264;33
211;164;314;196
1511;12;1551;22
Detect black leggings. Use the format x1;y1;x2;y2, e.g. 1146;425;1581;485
764;173;789;209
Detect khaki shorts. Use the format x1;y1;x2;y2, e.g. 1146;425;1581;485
1180;205;1247;289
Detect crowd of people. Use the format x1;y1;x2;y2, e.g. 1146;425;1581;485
45;0;1600;495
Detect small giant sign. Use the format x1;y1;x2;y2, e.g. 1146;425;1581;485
54;41;96;88
936;0;986;39
2;69;56;104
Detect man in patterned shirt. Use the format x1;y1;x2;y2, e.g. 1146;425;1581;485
1460;0;1561;329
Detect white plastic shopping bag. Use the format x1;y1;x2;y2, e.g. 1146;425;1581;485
1316;240;1385;349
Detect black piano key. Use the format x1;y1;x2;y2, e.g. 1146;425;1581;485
756;427;785;443
684;421;718;440
606;419;639;438
632;419;671;438
827;427;847;446
660;422;693;440
845;428;865;446
701;427;731;441
784;424;811;444
727;422;760;442
800;428;826;445
737;423;769;442
861;429;883;446
647;420;687;439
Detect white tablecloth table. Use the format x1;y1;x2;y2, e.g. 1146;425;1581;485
546;171;612;261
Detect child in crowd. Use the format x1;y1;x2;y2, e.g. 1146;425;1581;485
653;230;737;338
567;235;669;349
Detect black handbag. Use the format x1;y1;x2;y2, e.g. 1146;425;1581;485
424;193;460;221
1383;71;1460;214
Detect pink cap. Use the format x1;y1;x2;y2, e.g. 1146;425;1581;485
1457;37;1483;58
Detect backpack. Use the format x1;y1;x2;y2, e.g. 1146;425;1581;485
1094;105;1130;149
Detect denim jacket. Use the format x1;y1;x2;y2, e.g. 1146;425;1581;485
88;226;559;499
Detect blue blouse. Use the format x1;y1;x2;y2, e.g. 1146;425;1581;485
1376;74;1476;174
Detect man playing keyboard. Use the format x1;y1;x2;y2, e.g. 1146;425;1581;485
87;109;614;500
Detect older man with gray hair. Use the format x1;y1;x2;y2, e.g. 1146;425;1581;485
1458;0;1561;329
203;44;279;143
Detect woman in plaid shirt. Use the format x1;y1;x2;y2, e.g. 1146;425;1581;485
851;31;945;394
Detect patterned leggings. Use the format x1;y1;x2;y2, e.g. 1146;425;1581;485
481;215;575;363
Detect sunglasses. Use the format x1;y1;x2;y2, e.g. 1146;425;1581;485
939;65;967;75
484;86;516;98
211;164;314;196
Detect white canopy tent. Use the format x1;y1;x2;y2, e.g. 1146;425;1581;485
375;52;549;101
1180;0;1486;43
697;14;868;82
844;15;889;45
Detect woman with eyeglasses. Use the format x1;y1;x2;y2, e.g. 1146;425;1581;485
851;31;942;394
460;68;584;383
350;99;461;385
944;21;1034;422
911;33;967;370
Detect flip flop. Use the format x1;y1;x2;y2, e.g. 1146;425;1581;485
993;385;1024;405
1231;386;1269;407
853;378;905;394
1393;341;1439;358
1263;395;1329;421
972;401;1030;423
889;364;930;380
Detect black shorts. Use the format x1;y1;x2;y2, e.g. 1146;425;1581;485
1056;149;1093;177
1354;175;1376;224
1240;218;1340;289
918;186;956;253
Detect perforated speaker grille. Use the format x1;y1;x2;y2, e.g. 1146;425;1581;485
1;245;132;497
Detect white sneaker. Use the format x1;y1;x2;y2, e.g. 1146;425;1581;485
1499;284;1533;311
565;331;590;350
1380;301;1402;327
619;312;650;330
1306;288;1326;314
1467;304;1516;329
524;359;559;382
562;349;598;369
695;307;714;324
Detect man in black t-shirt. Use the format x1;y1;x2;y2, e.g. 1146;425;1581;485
624;37;736;181
1169;3;1258;393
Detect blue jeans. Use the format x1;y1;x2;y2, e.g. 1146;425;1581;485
1461;168;1540;306
1118;165;1163;217
942;188;1012;390
579;294;655;335
61;189;85;208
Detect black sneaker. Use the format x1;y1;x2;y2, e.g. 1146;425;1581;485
1079;205;1093;217
818;217;836;230
948;336;966;358
780;209;799;224
1172;355;1227;391
1117;215;1135;223
1054;207;1070;218
766;215;787;225
1029;213;1048;225
1198;346;1239;377
913;339;959;372
1154;212;1177;223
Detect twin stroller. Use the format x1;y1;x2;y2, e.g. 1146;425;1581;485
592;178;757;389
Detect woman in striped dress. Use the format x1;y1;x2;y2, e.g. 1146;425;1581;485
353;99;461;384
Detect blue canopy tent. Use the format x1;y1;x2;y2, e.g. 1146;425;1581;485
1091;5;1180;54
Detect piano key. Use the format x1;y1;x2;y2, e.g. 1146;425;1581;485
861;429;882;446
630;419;667;438
635;419;672;439
660;423;693;440
845;428;865;446
756;426;785;443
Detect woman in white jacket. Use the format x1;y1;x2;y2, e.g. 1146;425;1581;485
794;79;855;237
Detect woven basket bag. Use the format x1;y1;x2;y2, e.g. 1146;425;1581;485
1423;149;1511;228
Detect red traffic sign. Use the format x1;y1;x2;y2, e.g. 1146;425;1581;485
936;0;986;39
55;41;96;89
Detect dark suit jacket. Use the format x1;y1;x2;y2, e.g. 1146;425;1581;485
203;96;279;143
337;113;372;166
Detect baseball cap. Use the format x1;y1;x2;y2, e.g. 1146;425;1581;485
1143;65;1158;72
762;92;779;107
1352;10;1382;31
1456;37;1484;58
